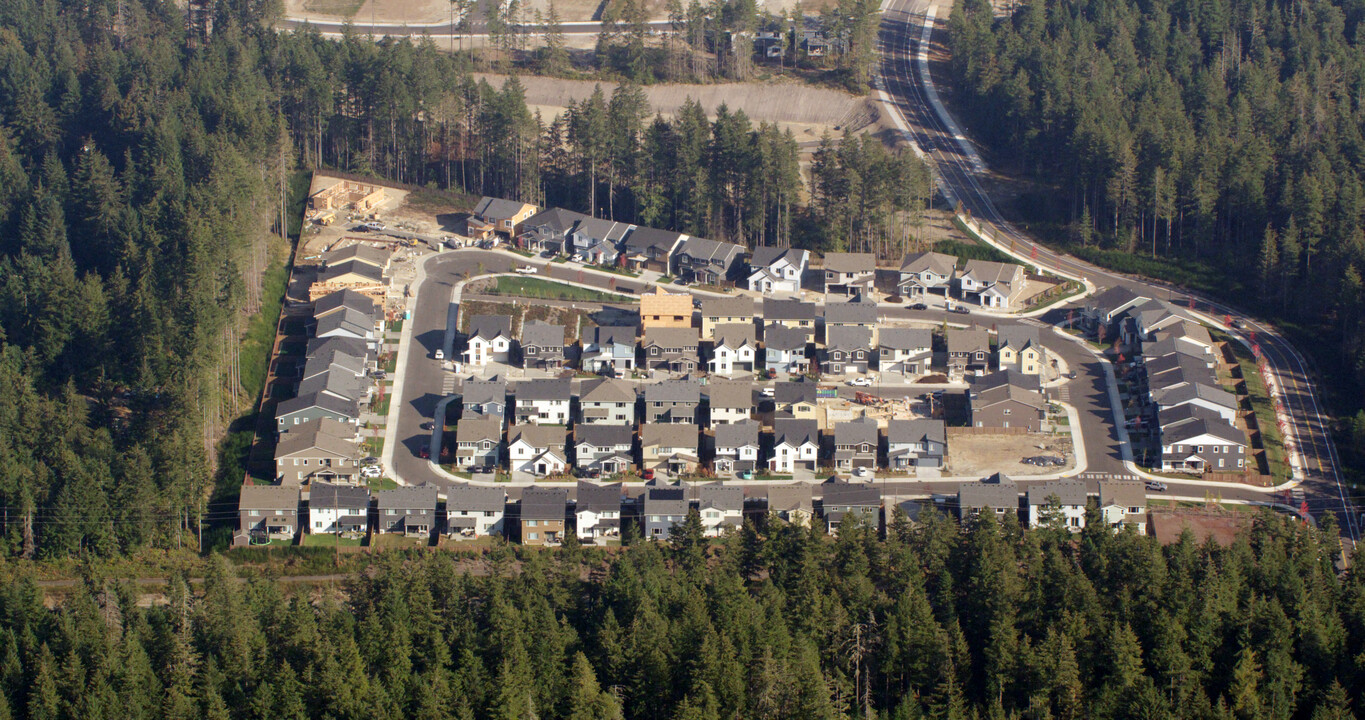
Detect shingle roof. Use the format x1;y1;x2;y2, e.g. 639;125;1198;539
775;382;816;405
713;324;757;350
315;307;374;339
1086;286;1148;316
239;484;300;512
1026;479;1087;507
643;327;700;349
961;259;1023;285
310;483;370;512
879;328;932;351
996;324;1041;352
958;478;1019;510
1156;403;1225;430
764;325;810;351
317;259;384;284
1163;418;1245;446
624;226;684;254
589;325;636;347
446;485;507;513
644;487;688;515
307;336;371;362
462;377;508;406
457;416;503;443
645;380;701;404
695;485;743;511
276;421;358;460
823;300;879;324
579;377;636;404
322;244;390;269
1151;381;1237;409
774;419;819;447
835;417;879;446
821;482;881;507
297;367;366;402
887;419;945;446
508;424;566;450
701;296;755;318
714;420;760;449
1099;480;1146;509
475;196;534;221
375;486;439;512
899;250;957;275
971;369;1042;394
678;237;745;266
313;289;377;318
763;298;819;322
749;246;805;269
523;207;587;235
514;378;571;402
520;321;565;350
765;484;812;513
574;423;634;448
822;252;876;273
467;315;513;341
575;216;631;242
575;482;624;513
276;392;359;421
520;487;568;521
707;380;754;409
947;328;990;354
641;423;699;448
826;326;873;351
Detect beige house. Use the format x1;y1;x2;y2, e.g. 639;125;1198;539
765;484;814;527
640;287;694;330
468;197;539;239
700;296;756;339
996;325;1045;375
641;423;700;474
275;418;359;486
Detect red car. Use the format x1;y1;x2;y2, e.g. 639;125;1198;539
640;469;655;480
419;446;430;459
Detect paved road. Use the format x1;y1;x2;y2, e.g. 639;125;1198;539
876;0;1353;535
280;14;674;38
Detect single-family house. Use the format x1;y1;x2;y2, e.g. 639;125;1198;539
1082;286;1151;334
517;207;587;253
822;326;874;376
569;217;631;264
508;424;568;477
308;483;370;535
1130;301;1200;343
774;382;818;420
764;325;811;374
321;244;391;274
445;485;507;539
519;487;568;545
313;289;378;325
236;485;300;545
468;197;539;239
996;325;1045;375
823;299;880;344
771;419;819;472
823;252;876;297
1156;403;1227;433
645;380;702;423
957;475;1019;523
820;482;882;535
958;259;1026;308
582;325;637;374
747;246;809;294
1152;321;1216;356
513;378;572;425
1145;354;1218;394
573;424;635;475
306;335;373;369
275;418;359;485
1025;480;1087;531
969;370;1047;431
709;324;758;376
642;487;689;540
296;361;368;406
642;327;701;373
765;484;814;527
640;287;694;330
706;380;754;425
315;260;385;290
898;251;957;297
455;416;504;470
878;328;933;376
947;327;991;374
462;376;508;420
641;423;701;475
574;483;623;542
1160;419;1246;473
700;296;756;339
578;377;636;425
520;321;566;370
694;485;744;536
713;420;761;475
463;315;514;367
275;392;360;430
623;227;685;273
1098;481;1148;534
674;237;746;285
763;298;819;339
832;417;879;471
1141;338;1216;369
886;419;946;470
374;486;439;537
1151;382;1238;423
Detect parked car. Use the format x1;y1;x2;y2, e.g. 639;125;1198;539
948;306;971;315
1145;480;1167;492
848;377;873;387
909;303;928;310
420;421;435;431
853;467;872;479
472;466;494;475
361;456;380;466
360;465;382;479
516;265;538;274
760;386;775;397
434;349;445;360
419;446;430;459
640;469;655;480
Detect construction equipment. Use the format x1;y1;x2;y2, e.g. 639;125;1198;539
854;391;888;407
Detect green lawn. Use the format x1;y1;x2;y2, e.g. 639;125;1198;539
300;534;365;547
366;477;398;491
383;353;397;374
363;436;385;457
373;394;392;416
388;319;404;333
490;276;634;303
1231;344;1287;480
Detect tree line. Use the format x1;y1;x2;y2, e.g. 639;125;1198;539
1;508;1362;719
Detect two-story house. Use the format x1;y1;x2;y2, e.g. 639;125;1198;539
642;327;701;373
957;474;1019;524
947;327;991;374
455;416;503;470
771;419;819;472
573;424;635;475
574;483;624;542
694;485;744;536
886;419;946;470
623;227;686;273
643;487;689;541
513;378;572;425
709;324;758;376
308;483;371;535
747;247;809;294
519;487;567;545
774;382;818;420
832;417;879;471
958;259;1026;308
763;298;819;340
582;325;637;374
275;418;359;486
276;392;360;431
1099;480;1147;534
235;484;300;545
645;380;702;423
468;196;539;240
578;377;636;424
969;370;1046;431
764;484;813;527
520;321;566;370
996;325;1045;375
763;325;810;374
1151;382;1238;423
461;376;508;420
1025;479;1087;531
713;420;761;475
1160;418;1246;473
700;296;756;339
674;236;746;285
517;207;586;254
822;327;874;376
508;424;568;476
445;486;507;539
878;328;933;376
640;287;694;330
820;482;882;535
641;423;701;475
897;251;957;298
823;299;880;344
374;486;439;537
463;315;514;367
706;380;754;425
570;217;631;265
823;252;876;297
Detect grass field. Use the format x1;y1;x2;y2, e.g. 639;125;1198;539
301;534;365;547
489;276;633;303
1231;342;1288;481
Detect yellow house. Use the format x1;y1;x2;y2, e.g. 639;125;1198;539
700;296;756;339
640;287;694;330
468;197;539;239
997;325;1045;375
775;382;819;420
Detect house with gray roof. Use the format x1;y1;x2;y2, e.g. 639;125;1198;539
969;370;1047;431
578;377;636;424
694;485;744;536
574;483;624;542
520;321;566;369
700;295;756;338
235;484;300;545
879;328;933;376
518;207;587;253
582;325;637;374
886;419;946;470
1099;481;1147;534
898;251;957;297
464;315;514;366
641;423;701;475
573;424;634;475
314;306;377;343
958;259;1026;308
322;243;390;272
642;327;701;373
823;299;880;343
747;246;809;294
306;336;372;367
771;419;819;472
445;485;506;538
623;226;685;273
708;324;758;376
996;325;1046;375
645;380;702;423
706;380;754;426
774;381;818;420
823;252;876;297
763;298;818;338
674;236;746;285
765;484;813;526
276;392;360;430
519;487;568;545
947;327;991;374
957;474;1019;523
469;197;538;239
822;326;874;376
1025;480;1087;531
455;416;504;470
763;325;811;374
642;487;689;540
1160;418;1246;473
1150;381;1237;422
508;424;569;476
513;378;572;425
313;289;377;323
570;217;631;264
308;483;371;535
713;420;761;475
374;486;440;537
275;417;360;486
820;482;882;535
832;417;879;471
462;376;508;420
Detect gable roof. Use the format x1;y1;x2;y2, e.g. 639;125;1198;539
701;295;755;318
276;391;359;421
971;369;1043;394
643;327;701;349
514;378;571;402
297;368;366;403
1156;403;1225;430
375;485;439;511
765;484;813;513
879;328;932;351
462;377;508;406
641;423;699;448
826;326;874;351
644;487;688;515
1026;479;1087;507
520;487;568;521
315;307;375;339
624;226;685;254
947;328;990;354
276;420;358;460
579;377;637;404
775;382;817;406
695;485;743;511
763;298;819;322
899;250;957;276
467;315;513;342
575;483;624;514
574;423;634;448
307;336;371;362
823;252;876;273
996;324;1041;352
1099;480;1146;508
764;325;810;351
574;216;631;243
678;237;745;266
961;259;1024;285
475;196;535;222
707;380;754;409
508;424;567;450
521;321;565;350
823;300;879;324
522;207;587;235
774;418;819;447
317;259;383;284
239;484;300;512
887;419;946;446
1151;381;1237;410
714;420;760;449
821;482;882;507
714;324;757;350
589;325;636;346
835;417;879;446
310;482;370;511
456;416;504;443
1155;321;1213;348
1163;418;1245;446
749;246;807;269
958;478;1019;509
446;485;506;513
645;380;702;404
322;243;389;269
313;289;377;318
1086;285;1149;317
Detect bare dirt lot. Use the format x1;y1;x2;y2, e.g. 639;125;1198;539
946;432;1074;478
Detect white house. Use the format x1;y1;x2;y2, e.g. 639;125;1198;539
706;380;753;426
878;328;933;376
464;315;513;366
513;378;571;425
763;325;810;374
747;246;809;295
578;377;636;425
1025;480;1087;531
708;324;758;376
1099;481;1147;534
713;420;761;475
445;486;506;539
574;483;623;542
508;424;567;476
897;251;957;297
957;260;1025;309
307;483;370;535
694;486;744;537
1159;418;1246;473
572;424;634;475
771;419;819;473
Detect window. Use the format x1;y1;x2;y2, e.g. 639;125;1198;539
526;520;538;527
485;510;495;517
1003;408;1011;415
650;515;660;522
249;510;260;517
528;532;538;540
315;521;323;528
1197;445;1204;453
